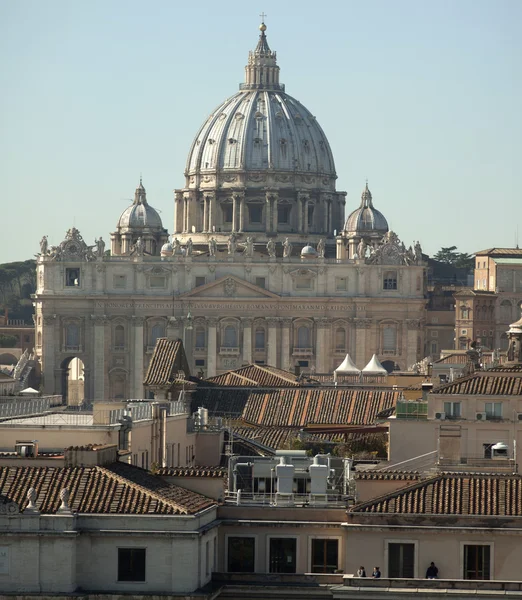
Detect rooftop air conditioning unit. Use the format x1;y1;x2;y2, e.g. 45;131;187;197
517;413;522;422
435;411;446;420
476;412;487;421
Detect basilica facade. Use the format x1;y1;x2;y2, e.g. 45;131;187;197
34;22;426;400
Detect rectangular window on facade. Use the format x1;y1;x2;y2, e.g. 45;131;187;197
118;548;146;582
431;331;439;337
65;268;80;287
269;538;297;573
227;537;255;573
249;205;262;223
278;205;290;224
388;542;415;578
195;359;205;366
311;539;338;574
255;277;266;288
464;545;491;580
485;402;502;419
223;204;233;223
444;401;462;419
113;274;126;289
149;276;166;289
195;276;206;287
383;271;398;290
335;277;347;291
296;278;312;290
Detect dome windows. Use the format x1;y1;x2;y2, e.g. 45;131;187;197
228;138;237;145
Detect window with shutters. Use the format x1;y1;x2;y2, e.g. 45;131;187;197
387;542;416;578
463;544;491;580
255;328;265;350
383;326;397;353
311;539;339;574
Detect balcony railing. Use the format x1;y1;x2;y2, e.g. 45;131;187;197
293;347;313;356
220;346;240;355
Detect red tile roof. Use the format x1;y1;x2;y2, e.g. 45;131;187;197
0;462;215;515
351;473;522;516
475;248;522;256
205;364;317;387
193;387;399;428
143;338;191;386
155;466;227;478
431;370;522;395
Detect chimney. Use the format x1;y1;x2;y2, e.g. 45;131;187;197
65;444;118;467
421;382;433;402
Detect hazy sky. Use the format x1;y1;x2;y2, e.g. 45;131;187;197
1;0;521;263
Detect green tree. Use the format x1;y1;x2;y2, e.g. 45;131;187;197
433;246;474;269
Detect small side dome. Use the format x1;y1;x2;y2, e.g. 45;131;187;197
344;183;388;235
116;180;164;231
301;244;318;259
160;241;173;257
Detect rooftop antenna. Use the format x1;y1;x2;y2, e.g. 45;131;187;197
516;226;519;250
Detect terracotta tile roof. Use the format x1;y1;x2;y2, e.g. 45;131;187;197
351;473;522;516
242;388;399;427
475;248;522;256
431;370;522;395
0;462;215;515
192;388;399;427
155;466;227;478
354;470;421;481
143;338;191;386
204;364;317;387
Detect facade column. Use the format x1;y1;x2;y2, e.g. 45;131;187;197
239;196;245;232
208;194;215;233
183;197;188;233
92;315;107;401
267;317;279;367
304;197;310;234
328;197;333;232
297;194;303;232
242;317;253;365
132;316;144;399
354;318;371;367
271;193;278;232
265;196;271;233
203;197;209;232
232;194;238;232
315;317;330;373
207;317;218;377
42;315;57;395
323;195;329;233
406;319;421;369
281;318;292;372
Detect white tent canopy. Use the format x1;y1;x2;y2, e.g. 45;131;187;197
19;387;39;395
362;354;388;375
334;353;360;375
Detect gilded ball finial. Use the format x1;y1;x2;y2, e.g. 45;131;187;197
259;22;267;32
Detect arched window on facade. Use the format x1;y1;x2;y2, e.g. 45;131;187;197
195;327;206;350
335;328;346;350
255;328;265;350
224;325;238;348
37;331;42;347
297;325;311;349
65;323;80;350
500;300;512;323
151;323;165;347
111;374;126;399
383;325;397;353
460;306;469;320
114;324;125;350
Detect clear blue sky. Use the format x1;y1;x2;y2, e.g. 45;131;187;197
1;0;521;263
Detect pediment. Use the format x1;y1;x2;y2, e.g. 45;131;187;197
180;275;280;299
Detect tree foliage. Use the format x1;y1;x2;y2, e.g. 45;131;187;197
0;334;18;348
0;260;36;322
433;246;474;270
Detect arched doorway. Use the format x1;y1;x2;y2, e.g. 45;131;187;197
0;353;18;367
381;360;399;373
60;356;85;406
